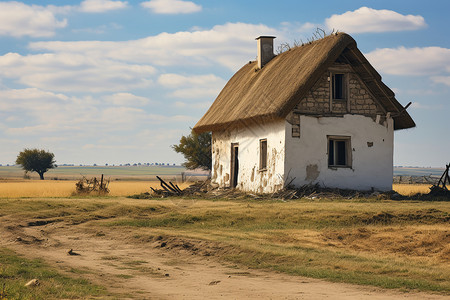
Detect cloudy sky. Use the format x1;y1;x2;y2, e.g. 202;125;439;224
0;0;448;167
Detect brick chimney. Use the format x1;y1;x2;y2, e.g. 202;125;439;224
256;36;275;69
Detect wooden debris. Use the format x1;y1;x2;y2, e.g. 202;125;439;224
425;163;450;199
132;171;449;201
75;174;109;194
435;163;450;191
148;177;211;197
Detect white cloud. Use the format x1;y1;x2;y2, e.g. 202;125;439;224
0;87;68;102
173;100;211;109
158;73;226;98
158;73;218;87
365;47;450;83
0;2;67;37
141;0;201;14
167;87;219;98
325;7;426;34
102;93;152;106
79;0;128;13
0;52;156;92
0;21;282;164
431;76;450;87
30;22;280;71
0;87;194;139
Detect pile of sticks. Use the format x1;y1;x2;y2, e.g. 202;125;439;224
75;174;109;194
435;164;450;191
151;176;183;196
427;164;450;198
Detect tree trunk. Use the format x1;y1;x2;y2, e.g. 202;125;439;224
38;172;44;180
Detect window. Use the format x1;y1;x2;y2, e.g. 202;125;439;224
259;139;267;170
332;73;346;100
328;136;351;167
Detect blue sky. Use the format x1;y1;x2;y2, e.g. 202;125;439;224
0;0;448;167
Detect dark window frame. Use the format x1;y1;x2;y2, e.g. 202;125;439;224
327;135;352;168
332;73;347;101
259;139;267;171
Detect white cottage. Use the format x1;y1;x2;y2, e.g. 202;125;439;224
193;33;415;193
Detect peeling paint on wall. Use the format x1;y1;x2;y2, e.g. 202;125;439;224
210;120;285;193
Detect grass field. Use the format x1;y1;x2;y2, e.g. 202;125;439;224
0;179;447;297
0;180;191;198
0;197;449;295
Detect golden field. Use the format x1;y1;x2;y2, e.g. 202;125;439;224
0;179;190;198
393;183;432;196
0;180;432;198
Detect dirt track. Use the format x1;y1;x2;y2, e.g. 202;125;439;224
1;215;448;300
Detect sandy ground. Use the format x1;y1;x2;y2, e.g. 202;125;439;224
0;217;447;300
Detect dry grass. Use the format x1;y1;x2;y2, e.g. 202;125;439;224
104;199;449;292
0;197;450;293
0;180;190;198
393;184;432;196
1;197;449;293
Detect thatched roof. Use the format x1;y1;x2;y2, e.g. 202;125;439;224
193;33;415;133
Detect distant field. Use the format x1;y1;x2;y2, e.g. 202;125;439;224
394;166;445;177
0;165;209;181
1;165;443;179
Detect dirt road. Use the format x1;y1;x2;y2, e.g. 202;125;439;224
0;217;446;299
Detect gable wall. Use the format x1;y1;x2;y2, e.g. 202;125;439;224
294;67;384;117
284;63;394;191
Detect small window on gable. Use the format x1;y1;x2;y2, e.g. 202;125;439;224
332;73;346;100
260;139;267;170
328;136;351;168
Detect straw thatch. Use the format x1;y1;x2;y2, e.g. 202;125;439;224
193;33;415;133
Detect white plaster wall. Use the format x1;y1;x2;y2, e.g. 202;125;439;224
211;120;285;193
285;114;394;191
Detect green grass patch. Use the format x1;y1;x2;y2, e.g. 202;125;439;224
0;248;107;300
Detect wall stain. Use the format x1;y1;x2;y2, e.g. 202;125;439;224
213;160;219;180
305;164;320;181
251;166;255;182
